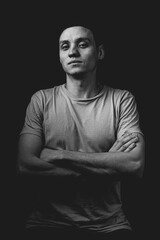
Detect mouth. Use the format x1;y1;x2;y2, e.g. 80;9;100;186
68;60;82;65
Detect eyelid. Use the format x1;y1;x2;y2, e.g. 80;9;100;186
60;40;89;50
79;41;87;44
78;41;89;47
61;43;68;47
60;43;69;50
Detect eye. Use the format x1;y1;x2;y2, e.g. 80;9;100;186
61;44;69;50
79;41;88;48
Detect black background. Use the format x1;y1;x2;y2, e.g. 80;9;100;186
3;2;158;239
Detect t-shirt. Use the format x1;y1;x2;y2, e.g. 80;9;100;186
20;84;143;233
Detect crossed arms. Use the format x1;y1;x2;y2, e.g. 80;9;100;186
17;131;145;179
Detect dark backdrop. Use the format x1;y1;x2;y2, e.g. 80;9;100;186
4;3;158;239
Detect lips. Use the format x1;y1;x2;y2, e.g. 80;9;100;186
68;60;82;65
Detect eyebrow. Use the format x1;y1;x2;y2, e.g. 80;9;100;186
59;37;91;46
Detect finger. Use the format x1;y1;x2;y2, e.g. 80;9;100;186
120;134;138;144
117;132;138;144
115;135;138;151
118;136;138;151
124;136;139;147
110;140;119;148
124;143;136;152
109;133;139;152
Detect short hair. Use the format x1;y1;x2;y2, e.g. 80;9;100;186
57;21;108;49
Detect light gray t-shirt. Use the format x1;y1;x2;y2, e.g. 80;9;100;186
20;84;143;233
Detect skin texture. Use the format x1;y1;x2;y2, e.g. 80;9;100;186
59;26;105;99
59;27;100;78
17;26;145;179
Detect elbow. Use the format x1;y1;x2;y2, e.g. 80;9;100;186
131;156;145;178
18;164;26;175
135;161;144;178
17;158;27;176
17;163;25;176
134;135;145;178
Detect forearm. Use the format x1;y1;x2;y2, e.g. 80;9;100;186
60;150;140;176
18;132;144;178
18;153;81;178
42;147;140;178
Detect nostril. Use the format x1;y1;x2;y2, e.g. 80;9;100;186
69;51;80;58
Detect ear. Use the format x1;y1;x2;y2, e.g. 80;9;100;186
98;44;105;60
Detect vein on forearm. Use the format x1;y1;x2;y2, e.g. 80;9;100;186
51;150;138;176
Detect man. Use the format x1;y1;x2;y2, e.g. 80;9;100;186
17;25;145;239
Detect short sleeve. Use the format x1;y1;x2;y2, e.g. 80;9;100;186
117;90;143;139
20;91;44;137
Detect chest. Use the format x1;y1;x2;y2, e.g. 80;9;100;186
43;97;117;152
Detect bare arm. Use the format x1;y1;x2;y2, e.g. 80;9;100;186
17;134;81;178
67;133;145;178
17;131;144;179
41;132;145;178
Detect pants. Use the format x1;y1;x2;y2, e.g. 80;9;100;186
18;227;136;240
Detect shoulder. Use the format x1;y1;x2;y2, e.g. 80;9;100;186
30;84;64;104
105;86;135;102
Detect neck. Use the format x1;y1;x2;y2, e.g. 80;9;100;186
65;74;101;99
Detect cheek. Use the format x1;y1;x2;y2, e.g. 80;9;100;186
59;52;66;64
84;49;97;62
86;54;97;66
59;57;66;68
59;54;63;64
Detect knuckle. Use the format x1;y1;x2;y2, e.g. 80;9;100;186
116;140;120;144
121;139;125;144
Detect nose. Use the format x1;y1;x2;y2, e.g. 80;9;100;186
68;45;80;58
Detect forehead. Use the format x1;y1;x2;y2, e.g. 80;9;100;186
59;26;94;43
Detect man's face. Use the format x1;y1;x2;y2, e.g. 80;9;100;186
59;26;98;77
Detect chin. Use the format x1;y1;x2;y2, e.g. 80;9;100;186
67;69;85;78
70;71;86;79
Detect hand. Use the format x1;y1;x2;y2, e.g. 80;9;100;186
40;148;63;163
109;131;139;153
